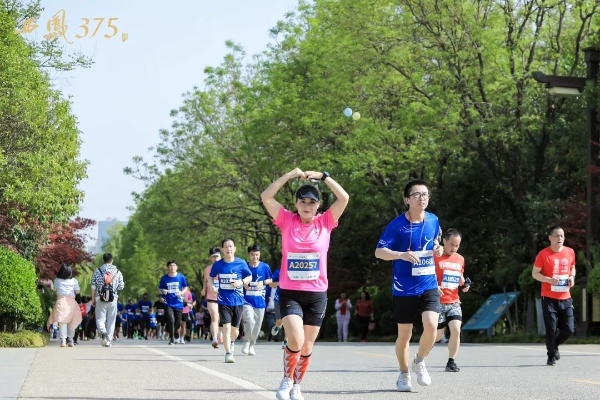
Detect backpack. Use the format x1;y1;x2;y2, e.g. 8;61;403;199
98;268;116;302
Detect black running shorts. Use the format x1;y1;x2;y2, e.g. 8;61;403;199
393;289;441;324
279;289;328;327
218;304;243;328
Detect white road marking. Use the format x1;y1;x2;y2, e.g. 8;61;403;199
141;346;276;399
574;379;600;386
500;345;600;355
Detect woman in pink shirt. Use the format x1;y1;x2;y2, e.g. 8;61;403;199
261;167;349;400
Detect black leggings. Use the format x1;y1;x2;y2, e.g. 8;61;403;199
166;306;183;340
357;316;369;340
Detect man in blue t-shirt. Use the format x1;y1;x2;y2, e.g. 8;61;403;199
241;244;273;356
209;238;252;363
158;260;189;345
124;299;136;339
138;293;153;340
375;179;444;392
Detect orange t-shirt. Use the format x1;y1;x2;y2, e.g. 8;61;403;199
533;246;576;300
434;253;465;304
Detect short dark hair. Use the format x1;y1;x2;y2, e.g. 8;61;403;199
443;228;462;240
143;292;148;297
208;246;221;257
166;260;177;267
248;244;260;253
548;226;563;236
103;253;113;263
56;264;73;280
403;179;428;198
222;238;235;247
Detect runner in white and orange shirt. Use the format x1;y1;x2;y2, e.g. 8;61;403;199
262;167;349;400
201;247;223;348
434;228;469;373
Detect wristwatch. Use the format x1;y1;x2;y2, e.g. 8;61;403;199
321;171;330;181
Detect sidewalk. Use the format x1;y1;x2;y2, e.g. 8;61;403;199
0;348;37;400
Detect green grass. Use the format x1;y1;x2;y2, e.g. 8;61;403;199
0;330;49;348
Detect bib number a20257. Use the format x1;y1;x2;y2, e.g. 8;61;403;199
287;252;320;280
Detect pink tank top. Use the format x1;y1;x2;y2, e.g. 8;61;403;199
205;265;218;300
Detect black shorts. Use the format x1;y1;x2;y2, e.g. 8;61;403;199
182;313;190;322
156;315;166;325
279;289;327;327
218;304;244;328
393;289;440;324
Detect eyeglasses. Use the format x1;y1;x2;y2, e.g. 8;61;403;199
409;192;429;199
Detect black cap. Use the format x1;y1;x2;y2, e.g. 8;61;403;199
296;185;320;202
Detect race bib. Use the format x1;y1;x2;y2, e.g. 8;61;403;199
246;282;262;296
441;270;461;289
411;250;435;276
213;277;219;286
551;274;569;292
128;309;134;314
287;252;320;280
157;309;164;316
219;273;236;290
141;306;149;312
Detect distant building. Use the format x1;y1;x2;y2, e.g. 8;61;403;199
96;219;127;253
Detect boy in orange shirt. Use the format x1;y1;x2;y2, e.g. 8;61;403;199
434;228;469;372
531;226;575;366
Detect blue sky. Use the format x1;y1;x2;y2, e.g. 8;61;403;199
24;0;299;242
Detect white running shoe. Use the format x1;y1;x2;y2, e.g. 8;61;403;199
105;341;112;348
412;357;431;386
396;371;412;392
271;325;281;336
276;377;293;400
101;331;108;347
248;345;256;356
242;341;250;355
179;337;185;344
224;353;235;363
290;384;304;400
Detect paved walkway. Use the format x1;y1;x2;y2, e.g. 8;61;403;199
2;337;600;399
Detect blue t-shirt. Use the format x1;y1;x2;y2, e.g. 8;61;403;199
149;313;157;328
125;303;135;317
243;262;273;309
158;273;188;310
138;300;152;317
377;211;441;296
116;303;123;323
121;312;128;324
272;268;281;302
210;257;252;307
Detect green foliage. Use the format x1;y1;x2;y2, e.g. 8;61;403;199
0;330;48;347
0;8;87;224
0;247;43;331
518;265;538;296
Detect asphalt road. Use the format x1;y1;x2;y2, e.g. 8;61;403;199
2;337;600;399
